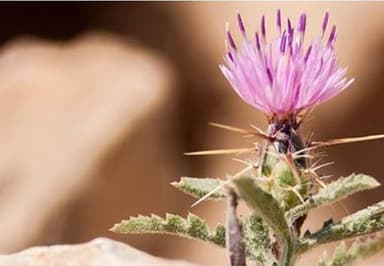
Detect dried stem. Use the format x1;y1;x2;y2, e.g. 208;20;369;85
227;187;246;266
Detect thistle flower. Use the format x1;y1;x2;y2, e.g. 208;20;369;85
220;10;354;121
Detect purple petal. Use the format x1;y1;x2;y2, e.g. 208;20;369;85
237;13;246;36
227;51;234;62
266;67;273;85
304;45;312;62
255;32;261;51
322;11;329;33
227;30;237;50
261;15;266;39
287;18;293;34
328;25;337;45
298;13;306;33
280;31;287;53
287;18;294;43
277;9;281;31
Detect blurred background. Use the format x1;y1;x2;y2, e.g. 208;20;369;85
0;2;383;265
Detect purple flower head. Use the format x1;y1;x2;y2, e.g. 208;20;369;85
220;10;354;120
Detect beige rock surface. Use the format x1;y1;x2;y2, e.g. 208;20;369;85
0;32;174;252
0;238;194;266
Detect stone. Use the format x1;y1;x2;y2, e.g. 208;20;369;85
0;238;195;266
0;32;174;252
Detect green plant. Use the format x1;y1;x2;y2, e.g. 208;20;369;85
111;10;384;266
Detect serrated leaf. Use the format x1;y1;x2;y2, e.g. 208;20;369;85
300;200;384;253
171;177;226;199
111;211;272;262
318;235;384;266
233;176;295;266
287;174;380;221
110;213;226;247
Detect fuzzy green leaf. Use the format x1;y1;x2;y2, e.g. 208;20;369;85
243;213;275;265
171;177;226;199
233;177;289;239
233;176;296;266
287;174;380;221
110;213;226;247
300;200;384;253
318;235;384;266
111;211;272;262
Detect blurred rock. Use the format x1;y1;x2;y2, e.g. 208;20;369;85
0;32;175;252
0;238;194;266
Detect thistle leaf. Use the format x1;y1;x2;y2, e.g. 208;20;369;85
233;177;291;241
287;174;380;221
300;200;384;253
110;213;226;247
171;177;226;199
318;235;384;266
111;211;274;263
286;174;380;220
243;213;275;265
232;176;295;266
